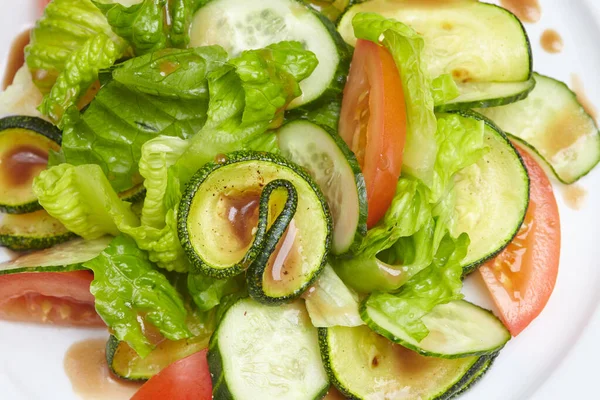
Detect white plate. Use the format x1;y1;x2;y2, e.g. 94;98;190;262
1;0;599;399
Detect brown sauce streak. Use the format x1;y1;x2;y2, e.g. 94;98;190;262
265;220;303;289
561;184;587;210
540;29;564;54
571;74;598;121
2;29;30;90
500;0;541;23
64;339;142;400
222;191;261;246
2;145;48;187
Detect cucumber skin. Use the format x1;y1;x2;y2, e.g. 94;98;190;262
359;299;510;359
446;110;530;276
0;260;85;276
0;231;76;251
178;151;333;304
435;78;536;113
0;116;62;214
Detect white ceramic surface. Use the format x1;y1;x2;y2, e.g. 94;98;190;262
0;0;599;399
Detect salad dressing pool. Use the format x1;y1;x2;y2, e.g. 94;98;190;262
223;191;261;247
500;0;541;23
64;339;142;400
2;143;48;187
540;30;564;54
571;74;597;122
2;29;30;90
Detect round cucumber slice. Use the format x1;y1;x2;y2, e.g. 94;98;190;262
278;120;367;255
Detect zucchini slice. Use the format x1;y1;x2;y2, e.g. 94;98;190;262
118;183;146;203
0;237;110;275
443;354;497;399
208;298;329;400
189;0;351;108
447;111;529;274
178;151;331;304
338;0;533;109
478;73;600;184
0;116;61;214
319;325;484;400
0;210;75;251
361;299;510;359
278;120;367;255
106;334;210;381
435;79;536;112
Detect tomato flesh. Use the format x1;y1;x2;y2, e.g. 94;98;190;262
339;39;407;227
0;271;103;326
479;146;561;336
131;349;212;400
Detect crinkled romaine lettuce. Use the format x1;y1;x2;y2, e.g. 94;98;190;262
187;274;244;312
39;34;125;125
364;232;469;341
25;0;127;93
84;234;191;357
432;74;460;106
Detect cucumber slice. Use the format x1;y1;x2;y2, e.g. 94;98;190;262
0;237;110;275
444;354;497;399
278;120;367;255
178;151;331;304
435;79;536;112
190;0;350;108
478;73;600;184
0;116;61;214
338;0;532;109
319;325;483;400
0;210;75;251
361;299;510;359
447;111;530;274
208;298;329;400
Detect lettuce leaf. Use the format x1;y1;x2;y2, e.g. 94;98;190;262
84;234;191;357
39;34;124;125
187;274;244;312
169;0;194;48
286;98;342;131
334;114;487;293
432;74;460;106
25;0;127;93
352;12;437;186
364;232;469;341
94;0;168;55
33;163;139;239
112;46;228;99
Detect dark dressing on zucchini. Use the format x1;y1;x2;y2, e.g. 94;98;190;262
571;74;598;121
64;339;142;400
265;220;302;287
222;191;261;247
2;143;48;187
541;30;564;54
500;0;541;23
2;29;30;90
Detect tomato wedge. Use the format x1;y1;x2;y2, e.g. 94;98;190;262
0;271;103;326
339;39;407;228
479;146;561;336
131;349;212;400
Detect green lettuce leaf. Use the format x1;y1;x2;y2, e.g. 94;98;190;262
364;232;469;341
286;98;342;131
169;0;194;48
94;0;168;55
432;74;460;106
25;0;127;93
112;46;228;99
39;34;124;125
334;114;487;293
352;12;437;186
84;234;191;357
187;274;244;312
33;163;139;239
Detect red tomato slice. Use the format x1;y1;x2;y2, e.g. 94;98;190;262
339;39;407;228
479;146;561;336
39;0;52;13
131;349;212;400
0;271;103;326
